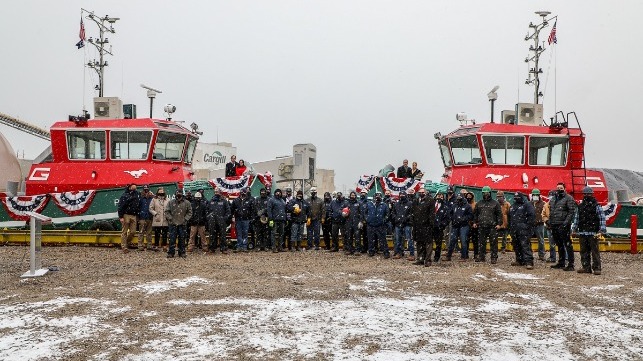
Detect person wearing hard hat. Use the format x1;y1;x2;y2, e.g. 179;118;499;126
307;187;324;250
473;186;503;264
286;190;310;251
571;186;606;275
508;191;536;269
531;189;547;261
188;191;208;253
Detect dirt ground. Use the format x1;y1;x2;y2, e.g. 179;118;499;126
1;245;642;361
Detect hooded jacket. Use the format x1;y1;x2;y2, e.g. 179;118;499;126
508;194;536;235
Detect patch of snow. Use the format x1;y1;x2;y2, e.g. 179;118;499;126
132;276;210;294
493;269;544;280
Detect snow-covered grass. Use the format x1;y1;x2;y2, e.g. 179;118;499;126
131;276;212;294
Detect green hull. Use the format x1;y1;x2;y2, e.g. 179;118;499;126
0;183;179;230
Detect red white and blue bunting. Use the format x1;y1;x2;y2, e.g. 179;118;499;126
602;202;620;226
0;194;50;221
209;175;255;198
51;190;97;216
356;175;376;193
255;172;273;189
379;177;423;199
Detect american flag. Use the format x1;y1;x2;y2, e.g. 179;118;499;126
548;21;557;45
76;18;86;49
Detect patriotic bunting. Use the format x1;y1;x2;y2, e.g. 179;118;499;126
0;194;50;221
256;172;274;189
379;176;423;199
356;175;376;193
51;190;97;216
602;202;620;226
209;175;254;198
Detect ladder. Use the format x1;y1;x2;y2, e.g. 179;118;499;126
0;112;50;140
566;112;587;200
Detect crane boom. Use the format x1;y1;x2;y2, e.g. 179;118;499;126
0;112;50;140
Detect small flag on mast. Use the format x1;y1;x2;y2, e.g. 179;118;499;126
75;18;86;49
548;21;557;45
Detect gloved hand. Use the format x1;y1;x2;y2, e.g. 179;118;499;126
269;220;274;228
358;222;363;230
306;218;311;226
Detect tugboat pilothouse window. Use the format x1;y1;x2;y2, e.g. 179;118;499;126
450;135;482;165
482;135;524;165
439;139;452;167
528;136;568;166
110;131;152;160
184;137;198;164
153;131;187;161
67;131;106;160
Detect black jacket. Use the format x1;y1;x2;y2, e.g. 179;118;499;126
286;197;310;223
232;195;255;221
508;197;536;235
434;200;451;229
225;161;237;177
118;189;141;218
451;201;473;227
396;165;412;178
411;196;435;227
190;199;208;226
392;198;413;227
549;192;577;226
473;198;503;227
207;196;231;226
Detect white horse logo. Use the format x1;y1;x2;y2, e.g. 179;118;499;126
485;174;509;183
124;169;148;179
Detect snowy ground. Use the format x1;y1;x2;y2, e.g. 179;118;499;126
1;247;642;360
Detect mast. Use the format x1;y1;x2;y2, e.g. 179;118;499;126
524;11;552;105
81;9;120;97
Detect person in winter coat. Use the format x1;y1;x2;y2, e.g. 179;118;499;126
464;190;478;259
118;184;141;253
225;155;238;177
329;192;349;252
235;159;248;176
282;187;294;250
549;183;578;271
508;192;536;269
496;191;511;253
286;190;310;251
358;190;369;253
321;192;333;250
149;187;170;251
432;191;451;262
188;192;208;252
254;188;271;251
365;192;390;258
307;187;324;250
267;188;287;252
207;188;231;253
411;188;435;266
445;195;473;261
473;186;503;264
137;185;154;251
392;190;414;259
165;190;193;258
572;187;606;275
531;189;547;261
397;159;412;178
232;188;255;252
343;191;363;255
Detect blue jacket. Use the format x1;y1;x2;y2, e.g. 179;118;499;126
365;201;389;227
508;197;536;235
434;200;451;229
330;198;349;224
267;196;287;221
207;195;231;226
138;195;153;220
345;198;363;228
286;197;310;223
451;201;473;227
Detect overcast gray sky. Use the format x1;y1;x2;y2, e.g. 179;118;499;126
1;1;642;189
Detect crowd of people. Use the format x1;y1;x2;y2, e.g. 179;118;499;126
117;178;605;275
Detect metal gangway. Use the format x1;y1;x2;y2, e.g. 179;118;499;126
0;111;50;140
